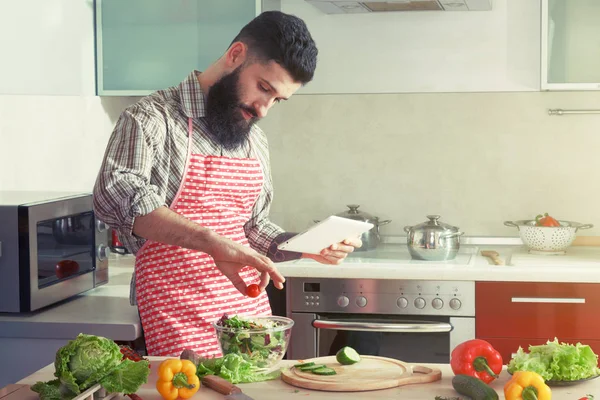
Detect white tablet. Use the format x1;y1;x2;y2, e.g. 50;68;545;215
277;216;374;255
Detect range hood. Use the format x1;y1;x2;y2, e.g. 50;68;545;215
305;0;493;13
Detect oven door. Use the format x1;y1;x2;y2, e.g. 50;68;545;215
21;196;101;311
289;312;475;364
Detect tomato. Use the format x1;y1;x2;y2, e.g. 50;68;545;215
246;284;261;298
535;213;561;227
55;260;80;279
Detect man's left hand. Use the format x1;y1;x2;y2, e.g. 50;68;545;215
303;237;363;265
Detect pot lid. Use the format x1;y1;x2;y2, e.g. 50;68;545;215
335;204;378;222
410;215;459;233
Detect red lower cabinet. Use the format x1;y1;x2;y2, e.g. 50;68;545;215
476;282;600;364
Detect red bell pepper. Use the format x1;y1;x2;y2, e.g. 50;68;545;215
450;339;503;384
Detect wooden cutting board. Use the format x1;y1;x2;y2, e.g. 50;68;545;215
280;356;441;392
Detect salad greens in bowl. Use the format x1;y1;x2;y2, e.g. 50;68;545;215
213;314;294;369
507;338;600;385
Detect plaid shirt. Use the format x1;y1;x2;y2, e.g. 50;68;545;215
93;71;296;260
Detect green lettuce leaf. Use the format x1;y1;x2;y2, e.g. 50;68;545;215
196;354;281;384
507;338;600;381
30;379;71;400
100;359;150;394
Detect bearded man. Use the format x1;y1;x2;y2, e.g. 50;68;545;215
93;11;361;357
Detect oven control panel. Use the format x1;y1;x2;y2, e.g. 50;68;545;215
288;279;475;317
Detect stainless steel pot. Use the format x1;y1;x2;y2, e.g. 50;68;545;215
404;215;464;261
316;204;391;251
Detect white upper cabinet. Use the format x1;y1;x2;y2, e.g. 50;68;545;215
0;0;96;96
542;0;600;90
96;0;260;96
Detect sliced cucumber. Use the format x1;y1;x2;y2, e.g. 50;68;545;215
293;361;315;368
299;364;327;372
336;346;361;365
312;367;337;375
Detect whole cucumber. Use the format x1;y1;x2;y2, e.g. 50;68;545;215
451;374;499;400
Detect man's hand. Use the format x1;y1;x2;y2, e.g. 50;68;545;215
208;235;285;296
303;237;362;265
133;207;285;296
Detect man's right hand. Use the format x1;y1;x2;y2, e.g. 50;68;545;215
208;234;285;296
133;207;285;296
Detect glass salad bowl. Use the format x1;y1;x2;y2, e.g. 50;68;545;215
213;314;294;369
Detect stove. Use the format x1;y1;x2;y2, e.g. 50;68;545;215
287;273;476;363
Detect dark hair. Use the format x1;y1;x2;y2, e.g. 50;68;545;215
231;11;318;84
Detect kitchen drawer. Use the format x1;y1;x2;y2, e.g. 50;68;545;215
478;337;600;366
476;282;600;340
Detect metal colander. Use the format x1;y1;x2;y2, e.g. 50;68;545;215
504;220;593;254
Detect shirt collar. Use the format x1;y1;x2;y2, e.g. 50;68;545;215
178;70;207;119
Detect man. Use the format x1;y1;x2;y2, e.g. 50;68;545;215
93;11;361;357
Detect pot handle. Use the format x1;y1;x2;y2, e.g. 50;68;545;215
576;223;594;231
440;231;464;239
403;226;412;233
378;219;392;226
504;221;519;228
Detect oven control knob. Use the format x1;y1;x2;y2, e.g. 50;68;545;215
337;296;349;308
432;298;444;309
396;297;409;309
414;297;426;309
356;296;368;308
450;298;462;310
97;245;110;261
96;220;109;232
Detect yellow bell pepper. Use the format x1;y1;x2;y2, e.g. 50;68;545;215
156;358;200;400
504;371;552;400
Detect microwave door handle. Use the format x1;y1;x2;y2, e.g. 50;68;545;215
312;319;453;333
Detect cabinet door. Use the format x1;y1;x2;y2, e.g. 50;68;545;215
96;0;260;96
476;282;600;340
477;337;600;365
542;0;600;90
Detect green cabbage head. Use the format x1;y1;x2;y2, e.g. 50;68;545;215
55;333;123;393
31;333;150;400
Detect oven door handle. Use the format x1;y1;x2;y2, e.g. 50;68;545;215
312;319;453;333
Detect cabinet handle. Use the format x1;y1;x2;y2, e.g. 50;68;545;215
511;297;585;304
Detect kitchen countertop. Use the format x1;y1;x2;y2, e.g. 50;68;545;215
9;357;599;399
105;237;600;284
0;260;140;340
275;239;600;283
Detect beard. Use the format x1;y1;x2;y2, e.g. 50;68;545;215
205;67;259;151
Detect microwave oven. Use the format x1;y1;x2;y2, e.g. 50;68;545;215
0;191;110;313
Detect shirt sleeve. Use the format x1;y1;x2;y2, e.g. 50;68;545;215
92;107;166;238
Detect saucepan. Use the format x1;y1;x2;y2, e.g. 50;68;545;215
315;205;391;251
404;215;464;261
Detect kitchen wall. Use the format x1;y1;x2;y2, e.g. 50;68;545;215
260;90;600;237
3;89;597;238
0;95;137;192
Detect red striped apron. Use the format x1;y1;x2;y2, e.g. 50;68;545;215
135;118;272;357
